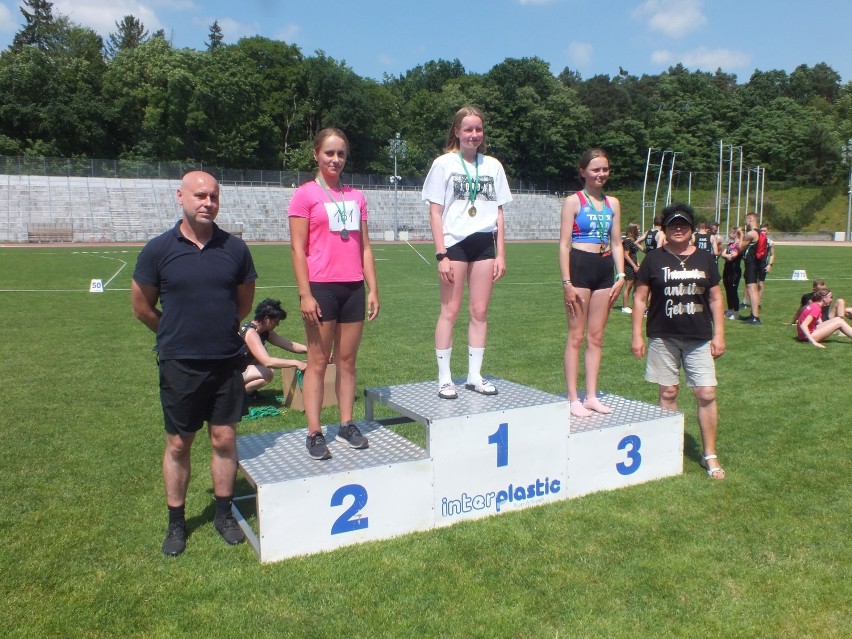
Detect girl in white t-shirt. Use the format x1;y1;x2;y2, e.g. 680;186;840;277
422;106;512;399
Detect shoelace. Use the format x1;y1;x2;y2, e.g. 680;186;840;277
345;423;361;436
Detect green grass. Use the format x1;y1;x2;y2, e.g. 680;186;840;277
1;243;850;638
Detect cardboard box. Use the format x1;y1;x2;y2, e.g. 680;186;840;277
281;364;338;411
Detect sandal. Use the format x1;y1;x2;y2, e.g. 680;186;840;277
438;383;458;400
700;454;726;480
465;379;498;395
570;399;593;418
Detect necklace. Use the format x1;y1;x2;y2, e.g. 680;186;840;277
668;247;694;269
458;150;479;216
316;176;349;239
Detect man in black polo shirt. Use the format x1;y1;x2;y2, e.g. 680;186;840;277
132;170;257;556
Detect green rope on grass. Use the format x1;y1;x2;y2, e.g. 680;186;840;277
244;406;281;421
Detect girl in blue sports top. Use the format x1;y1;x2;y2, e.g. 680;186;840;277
558;148;625;417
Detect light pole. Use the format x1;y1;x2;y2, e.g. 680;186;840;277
841;138;852;242
388;132;407;241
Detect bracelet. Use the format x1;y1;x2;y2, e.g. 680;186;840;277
562;279;572;286
615;272;625;280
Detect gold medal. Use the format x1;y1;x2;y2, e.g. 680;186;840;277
468;205;477;217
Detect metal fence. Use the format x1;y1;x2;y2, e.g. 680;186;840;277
0;156;560;194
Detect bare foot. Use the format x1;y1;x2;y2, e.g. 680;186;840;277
583;397;613;414
570;399;592;417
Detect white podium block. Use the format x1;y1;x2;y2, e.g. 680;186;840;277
565;393;683;499
365;378;569;527
235;422;433;563
89;278;104;293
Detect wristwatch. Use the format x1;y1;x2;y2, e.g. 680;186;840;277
436;252;448;262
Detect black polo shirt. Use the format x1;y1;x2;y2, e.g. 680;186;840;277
133;221;257;360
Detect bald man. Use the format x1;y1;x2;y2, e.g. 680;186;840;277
132;171;257;556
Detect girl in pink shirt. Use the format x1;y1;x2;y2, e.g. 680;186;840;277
288;128;380;460
797;288;852;348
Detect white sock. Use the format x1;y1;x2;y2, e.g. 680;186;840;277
436;348;452;386
467;346;485;384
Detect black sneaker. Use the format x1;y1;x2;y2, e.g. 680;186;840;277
746;316;762;325
306;431;332;460
214;511;245;545
162;520;187;557
336;422;369;449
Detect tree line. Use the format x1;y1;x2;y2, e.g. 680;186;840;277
2;0;851;191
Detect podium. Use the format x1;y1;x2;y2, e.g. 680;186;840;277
234;377;683;563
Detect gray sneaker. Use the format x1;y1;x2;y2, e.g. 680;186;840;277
336;422;369;449
306;431;332;460
162;520;187;557
214;511;245;546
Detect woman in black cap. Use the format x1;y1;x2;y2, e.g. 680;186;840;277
631;203;727;479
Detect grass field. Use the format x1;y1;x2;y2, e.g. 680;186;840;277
1;242;850;639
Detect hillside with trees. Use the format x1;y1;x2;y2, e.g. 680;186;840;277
2;1;851;230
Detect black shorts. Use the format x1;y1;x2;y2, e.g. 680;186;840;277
743;256;761;284
310;281;366;323
569;248;615;290
159;358;245;435
446;231;496;262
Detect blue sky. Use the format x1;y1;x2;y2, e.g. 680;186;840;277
1;0;850;83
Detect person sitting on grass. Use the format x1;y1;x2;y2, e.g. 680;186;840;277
793;278;851;325
796;288;852;348
241;298;307;394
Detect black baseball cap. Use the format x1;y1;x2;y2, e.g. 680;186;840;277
661;205;695;230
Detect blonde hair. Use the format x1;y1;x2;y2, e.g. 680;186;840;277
444;106;487;154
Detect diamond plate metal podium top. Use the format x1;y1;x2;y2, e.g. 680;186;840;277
365;376;565;426
237;421;428;485
569;392;680;434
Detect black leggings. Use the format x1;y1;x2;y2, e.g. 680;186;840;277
722;261;741;312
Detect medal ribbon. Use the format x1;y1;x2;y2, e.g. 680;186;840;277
316;176;348;228
583;189;610;248
458;151;479;208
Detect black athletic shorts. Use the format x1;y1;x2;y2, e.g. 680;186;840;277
159;358;245;435
743;256;761;285
569;248;615;291
309;281;366;323
446;231;496;262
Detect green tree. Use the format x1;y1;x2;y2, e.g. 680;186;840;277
207;20;224;51
11;0;55;51
232;36;304;168
105;15;148;59
101;37;196;159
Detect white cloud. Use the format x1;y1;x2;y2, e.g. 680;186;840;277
0;3;16;33
633;0;706;38
53;1;164;36
651;47;751;71
275;23;301;43
566;41;593;69
211;17;258;42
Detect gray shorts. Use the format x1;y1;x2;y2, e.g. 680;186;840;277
645;338;717;388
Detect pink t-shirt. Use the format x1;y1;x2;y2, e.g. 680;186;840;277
288;180;368;282
796;302;822;341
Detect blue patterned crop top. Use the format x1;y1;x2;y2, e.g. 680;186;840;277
572;190;613;244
